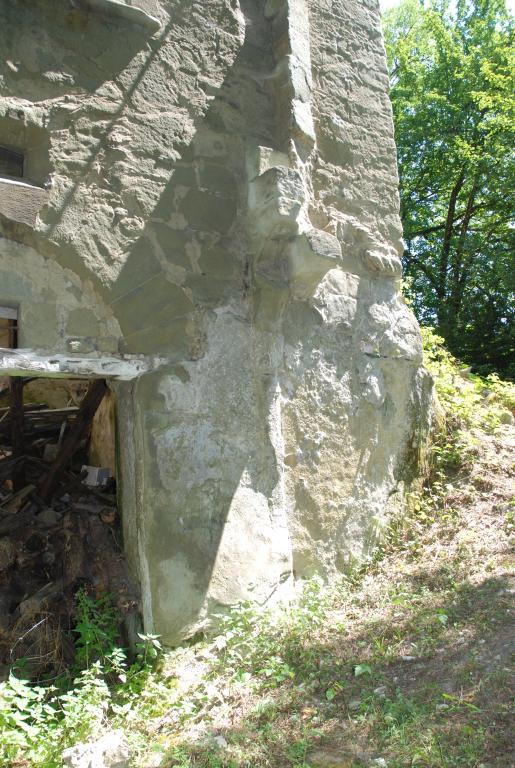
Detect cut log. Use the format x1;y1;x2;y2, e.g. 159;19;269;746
39;381;107;502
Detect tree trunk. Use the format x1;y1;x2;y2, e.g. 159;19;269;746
437;168;466;334
446;181;479;336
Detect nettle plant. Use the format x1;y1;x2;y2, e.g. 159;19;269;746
74;588;120;672
384;328;514;551
0;590;164;767
211;576;336;690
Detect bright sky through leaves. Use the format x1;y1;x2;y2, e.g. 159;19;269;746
380;0;515;11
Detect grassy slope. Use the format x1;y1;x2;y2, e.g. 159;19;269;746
1;331;513;768
138;331;515;768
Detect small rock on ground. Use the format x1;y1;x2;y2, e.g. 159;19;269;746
62;730;130;768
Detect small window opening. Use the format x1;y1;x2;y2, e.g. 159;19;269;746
0;306;18;349
0;146;24;178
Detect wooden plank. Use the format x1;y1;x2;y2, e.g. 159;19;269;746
9;377;25;490
0;406;78;438
2;484;35;513
0;377;36;400
38;380;107;502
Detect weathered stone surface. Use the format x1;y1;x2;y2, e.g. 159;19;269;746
62;730;130;768
78;0;161;32
0;179;48;227
0;0;432;644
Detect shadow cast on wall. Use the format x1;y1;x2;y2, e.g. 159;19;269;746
0;0;291;641
113;0;291;641
0;0;424;644
0;0;156;101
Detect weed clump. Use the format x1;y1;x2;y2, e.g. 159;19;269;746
386;329;515;552
0;590;166;767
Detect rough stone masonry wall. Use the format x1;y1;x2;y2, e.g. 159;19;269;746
0;0;432;644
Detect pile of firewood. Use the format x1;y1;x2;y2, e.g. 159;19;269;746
0;379;139;680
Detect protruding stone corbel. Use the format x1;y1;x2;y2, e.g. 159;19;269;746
248;165;304;238
71;0;161;32
0;178;48;228
248;162;341;299
338;216;403;278
363;246;403;278
287;229;341;298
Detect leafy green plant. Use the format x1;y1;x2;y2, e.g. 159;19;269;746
74;588;120;671
385;0;514;377
0;590;167;767
422;327;515;435
354;663;373;678
0;675;58;766
0;663;112;767
58;663;111;744
384;328;514;555
135;632;162;665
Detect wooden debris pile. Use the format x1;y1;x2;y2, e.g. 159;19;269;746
0;378;139;680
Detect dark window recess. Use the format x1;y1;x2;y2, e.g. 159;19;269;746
0;146;24;178
0;307;18;349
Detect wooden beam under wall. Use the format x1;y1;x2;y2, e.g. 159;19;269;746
9;377;25;491
39;379;107;503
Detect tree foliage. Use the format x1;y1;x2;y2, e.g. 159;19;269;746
384;0;515;377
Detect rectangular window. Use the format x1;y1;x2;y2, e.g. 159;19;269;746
0;306;18;348
0;146;24;178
